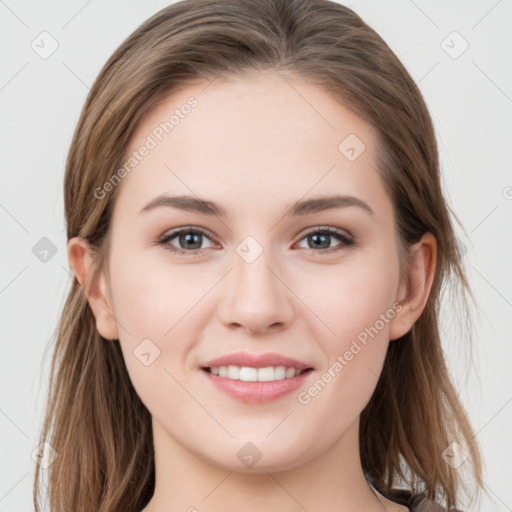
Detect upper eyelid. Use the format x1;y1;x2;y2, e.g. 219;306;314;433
160;226;216;241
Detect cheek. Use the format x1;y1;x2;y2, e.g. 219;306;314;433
311;252;399;347
108;250;212;400
109;248;199;339
110;264;195;417
303;252;399;409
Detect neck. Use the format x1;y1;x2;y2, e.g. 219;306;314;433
141;417;403;512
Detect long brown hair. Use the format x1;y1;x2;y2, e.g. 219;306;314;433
34;0;484;510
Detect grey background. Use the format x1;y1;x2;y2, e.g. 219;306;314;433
1;0;511;510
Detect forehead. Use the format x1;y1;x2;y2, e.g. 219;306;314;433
114;71;389;220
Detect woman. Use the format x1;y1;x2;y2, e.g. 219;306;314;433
33;0;484;510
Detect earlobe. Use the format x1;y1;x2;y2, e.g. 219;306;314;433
67;237;119;341
389;233;437;341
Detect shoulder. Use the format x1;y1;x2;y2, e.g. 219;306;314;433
363;473;464;512
379;488;464;512
409;495;464;512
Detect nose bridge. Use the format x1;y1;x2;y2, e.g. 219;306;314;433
233;233;280;300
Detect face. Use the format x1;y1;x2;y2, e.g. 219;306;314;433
84;71;413;472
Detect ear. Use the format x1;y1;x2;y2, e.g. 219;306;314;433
67;236;119;341
389;232;437;341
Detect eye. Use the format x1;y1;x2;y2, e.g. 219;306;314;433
156;225;354;256
295;227;354;254
157;227;217;255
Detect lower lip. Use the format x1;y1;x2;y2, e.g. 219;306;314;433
200;368;314;404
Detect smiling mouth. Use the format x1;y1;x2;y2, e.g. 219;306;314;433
200;365;315;404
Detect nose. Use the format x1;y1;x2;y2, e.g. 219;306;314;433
216;242;294;335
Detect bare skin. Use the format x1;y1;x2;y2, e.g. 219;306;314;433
68;70;435;512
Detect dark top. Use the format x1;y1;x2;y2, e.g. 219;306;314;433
377;486;463;511
403;494;458;511
366;472;463;511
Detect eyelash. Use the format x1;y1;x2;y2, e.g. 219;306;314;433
156;226;355;256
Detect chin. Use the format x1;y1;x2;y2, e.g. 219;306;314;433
201;440;312;474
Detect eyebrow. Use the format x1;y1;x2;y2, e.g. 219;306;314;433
139;193;375;218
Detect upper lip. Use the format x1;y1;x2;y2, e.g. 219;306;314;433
201;352;313;370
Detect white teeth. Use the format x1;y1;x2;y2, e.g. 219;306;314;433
285;367;296;378
261;366;281;381
274;366;287;380
239;366;258;381
226;365;241;380
207;365;306;381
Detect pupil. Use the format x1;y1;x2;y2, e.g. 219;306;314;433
181;232;201;249
311;233;329;249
